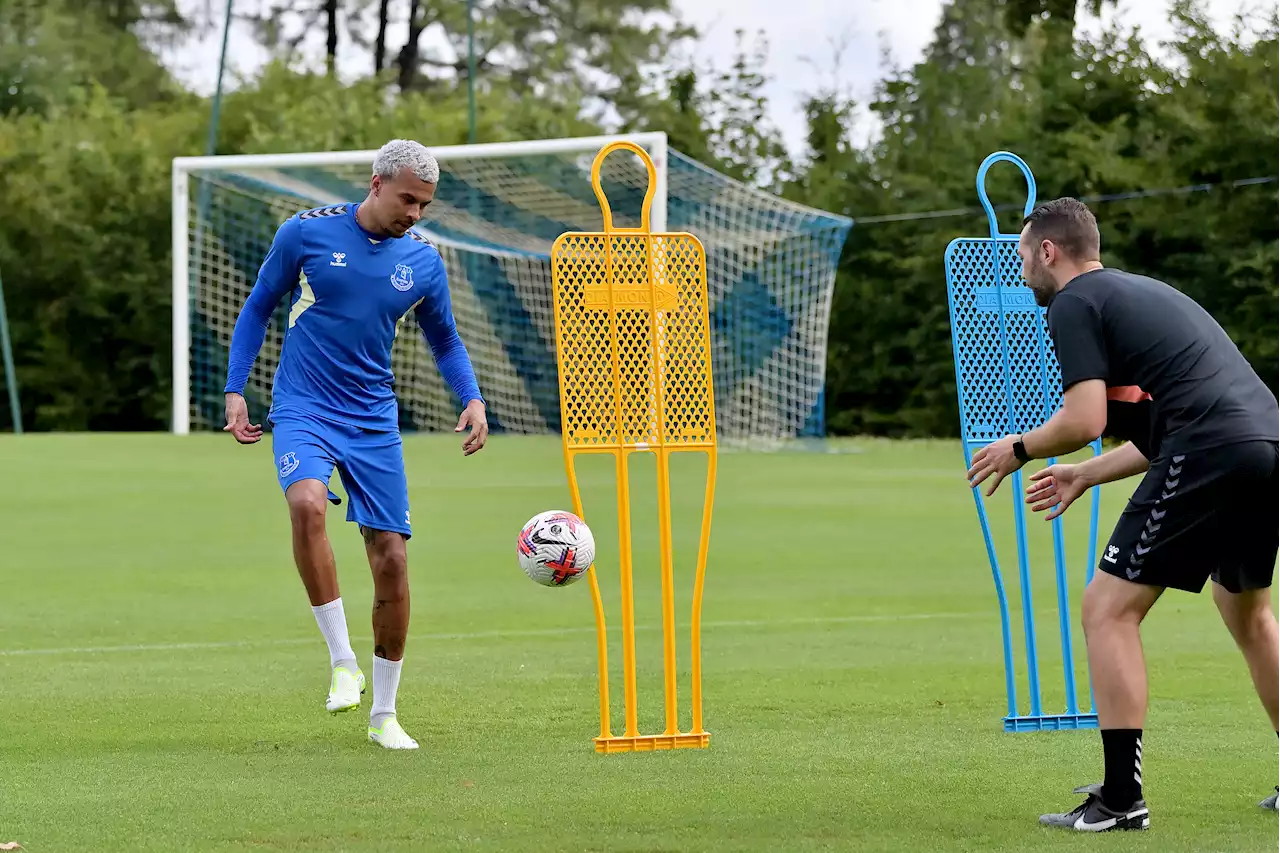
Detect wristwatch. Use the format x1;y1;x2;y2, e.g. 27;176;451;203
1013;436;1030;465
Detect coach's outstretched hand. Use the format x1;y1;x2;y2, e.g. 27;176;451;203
223;392;263;444
456;399;489;456
1025;464;1086;521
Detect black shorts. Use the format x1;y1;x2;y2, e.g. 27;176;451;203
1100;440;1278;593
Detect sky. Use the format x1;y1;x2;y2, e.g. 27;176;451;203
160;0;1258;157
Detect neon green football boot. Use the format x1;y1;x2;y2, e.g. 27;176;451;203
325;665;366;714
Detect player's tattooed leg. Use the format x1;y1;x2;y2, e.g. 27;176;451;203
364;529;409;661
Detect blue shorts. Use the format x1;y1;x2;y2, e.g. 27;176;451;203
270;414;412;538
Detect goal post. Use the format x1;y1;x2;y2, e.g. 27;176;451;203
171;132;851;444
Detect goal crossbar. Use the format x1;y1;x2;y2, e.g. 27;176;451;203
171;132;669;172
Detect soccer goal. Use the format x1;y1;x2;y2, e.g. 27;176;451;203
171;133;853;444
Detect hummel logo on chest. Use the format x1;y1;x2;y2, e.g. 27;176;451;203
330;252;347;267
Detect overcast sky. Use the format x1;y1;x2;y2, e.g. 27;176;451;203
162;0;1258;156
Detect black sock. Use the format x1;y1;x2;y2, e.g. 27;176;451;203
1101;728;1143;809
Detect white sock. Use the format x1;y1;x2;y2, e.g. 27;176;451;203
311;598;356;669
371;655;402;726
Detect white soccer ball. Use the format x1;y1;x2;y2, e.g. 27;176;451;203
516;510;596;587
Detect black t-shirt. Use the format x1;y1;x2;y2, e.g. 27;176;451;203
1046;268;1278;458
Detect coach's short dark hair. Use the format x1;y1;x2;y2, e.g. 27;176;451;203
1022;198;1100;260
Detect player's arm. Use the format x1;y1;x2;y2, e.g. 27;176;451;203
413;256;488;455
222;216;304;444
969;293;1109;494
1020;379;1108;460
1026;440;1148;520
1021;293;1110;460
1077;441;1150;485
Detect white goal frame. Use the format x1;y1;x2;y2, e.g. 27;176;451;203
170;132;668;435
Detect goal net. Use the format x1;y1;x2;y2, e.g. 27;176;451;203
172;133;853;444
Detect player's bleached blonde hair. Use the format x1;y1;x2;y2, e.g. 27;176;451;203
372;139;440;184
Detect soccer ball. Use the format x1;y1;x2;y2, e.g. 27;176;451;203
516;510;596;587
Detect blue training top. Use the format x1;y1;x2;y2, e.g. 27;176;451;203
223;203;483;431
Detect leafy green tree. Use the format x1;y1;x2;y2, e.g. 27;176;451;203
238;0;696;125
0;88;204;429
815;0;1025;436
1002;0;1115;45
0;0;191;116
617;29;792;187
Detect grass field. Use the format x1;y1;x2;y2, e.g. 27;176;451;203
0;433;1275;852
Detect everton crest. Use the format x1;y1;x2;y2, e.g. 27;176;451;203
390;263;414;292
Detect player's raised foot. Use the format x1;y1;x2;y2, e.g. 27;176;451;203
325;664;366;714
1039;783;1150;832
368;716;419;750
1260;786;1278;810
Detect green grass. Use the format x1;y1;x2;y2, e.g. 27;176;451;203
0;434;1274;852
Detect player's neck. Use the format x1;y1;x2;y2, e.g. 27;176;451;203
1055;259;1104;288
354;198;392;239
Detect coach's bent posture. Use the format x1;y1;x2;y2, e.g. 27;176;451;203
967;198;1278;830
222;139;488;750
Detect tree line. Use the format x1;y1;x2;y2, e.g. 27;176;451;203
0;0;1274;433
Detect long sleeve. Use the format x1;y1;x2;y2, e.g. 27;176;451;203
413;258;483;406
223;216;304;394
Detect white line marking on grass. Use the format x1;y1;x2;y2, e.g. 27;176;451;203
0;609;1043;658
0;638;318;657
